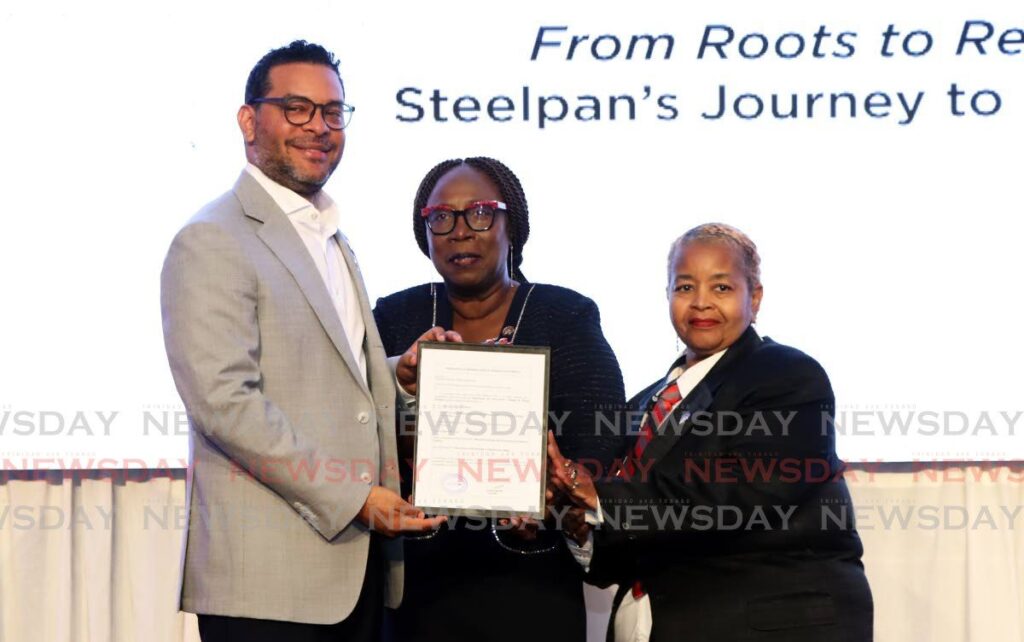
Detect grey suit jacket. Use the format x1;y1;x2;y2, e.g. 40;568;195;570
160;170;402;624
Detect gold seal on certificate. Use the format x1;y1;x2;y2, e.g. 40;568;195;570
412;342;550;519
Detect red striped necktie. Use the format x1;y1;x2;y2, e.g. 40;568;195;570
624;380;683;477
625;379;683;600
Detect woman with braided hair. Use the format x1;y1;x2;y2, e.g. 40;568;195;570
374;156;626;641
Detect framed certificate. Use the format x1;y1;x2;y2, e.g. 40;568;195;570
412;341;550;519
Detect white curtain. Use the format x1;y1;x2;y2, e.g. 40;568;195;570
846;463;1024;642
0;471;198;642
2;465;1022;642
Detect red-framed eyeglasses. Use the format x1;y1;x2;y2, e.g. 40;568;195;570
421;200;507;235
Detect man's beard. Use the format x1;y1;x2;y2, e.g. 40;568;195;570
256;138;340;196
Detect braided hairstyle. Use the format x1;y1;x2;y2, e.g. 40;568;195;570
412;157;531;283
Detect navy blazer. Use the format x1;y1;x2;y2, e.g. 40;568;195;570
590;326;873;641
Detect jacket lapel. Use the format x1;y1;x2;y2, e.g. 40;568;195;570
638;326;763;467
334;231;391;407
234;171;370;397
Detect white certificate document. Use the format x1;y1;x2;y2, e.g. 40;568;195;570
412;342;550;519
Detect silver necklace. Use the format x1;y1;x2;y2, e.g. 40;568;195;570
490;523;558;555
431;282;536;343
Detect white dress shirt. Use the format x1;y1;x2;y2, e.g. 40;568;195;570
569;348;728;556
567;348;728;642
245;163;367;383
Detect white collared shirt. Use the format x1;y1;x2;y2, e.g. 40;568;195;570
245;163;367;383
567;348;729;565
650;348;727;424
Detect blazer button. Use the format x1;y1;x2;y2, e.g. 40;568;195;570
358;412;369;424
359;472;372;483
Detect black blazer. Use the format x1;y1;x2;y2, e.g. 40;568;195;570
591;326;873;642
374;282;626;642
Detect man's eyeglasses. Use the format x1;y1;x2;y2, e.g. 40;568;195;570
421;201;507;235
250;95;354;130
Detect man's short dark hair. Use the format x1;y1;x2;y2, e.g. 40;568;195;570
244;40;344;104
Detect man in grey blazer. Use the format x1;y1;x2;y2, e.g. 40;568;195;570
161;41;444;641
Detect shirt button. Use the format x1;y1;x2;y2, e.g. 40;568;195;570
358;412;369;424
359;472;372;483
311;212;319;220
